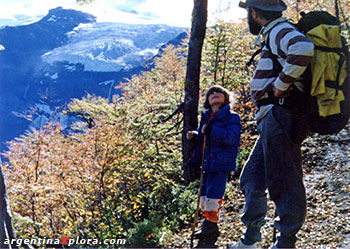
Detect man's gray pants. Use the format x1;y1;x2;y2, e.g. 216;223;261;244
240;106;306;248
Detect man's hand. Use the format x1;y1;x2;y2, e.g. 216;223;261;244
273;86;289;98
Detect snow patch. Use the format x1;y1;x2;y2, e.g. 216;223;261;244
156;28;166;33
73;23;94;31
47;15;57;22
51;73;58;80
44;72;59;80
64;64;77;72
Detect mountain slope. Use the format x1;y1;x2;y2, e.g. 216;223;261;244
0;7;186;154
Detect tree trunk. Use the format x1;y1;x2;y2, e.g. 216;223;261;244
182;0;208;184
0;159;16;248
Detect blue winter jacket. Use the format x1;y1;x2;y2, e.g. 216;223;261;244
189;104;242;173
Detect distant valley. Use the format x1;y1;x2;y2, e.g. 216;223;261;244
0;7;186;155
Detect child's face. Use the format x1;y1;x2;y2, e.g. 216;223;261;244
208;91;225;107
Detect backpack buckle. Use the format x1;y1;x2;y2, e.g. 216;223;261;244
279;98;285;105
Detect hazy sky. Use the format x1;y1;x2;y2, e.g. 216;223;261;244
0;0;246;27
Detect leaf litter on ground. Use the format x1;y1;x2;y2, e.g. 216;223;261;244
168;122;350;248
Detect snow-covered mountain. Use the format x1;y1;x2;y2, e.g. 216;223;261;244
42;21;184;72
0;7;184;72
0;7;187;155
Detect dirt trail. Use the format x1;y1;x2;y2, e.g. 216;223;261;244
169;123;350;248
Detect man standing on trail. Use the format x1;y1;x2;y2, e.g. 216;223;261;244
232;0;314;248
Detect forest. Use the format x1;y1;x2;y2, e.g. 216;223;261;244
1;0;350;248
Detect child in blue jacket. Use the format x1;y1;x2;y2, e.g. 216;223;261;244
187;85;242;248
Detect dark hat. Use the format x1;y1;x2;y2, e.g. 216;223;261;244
239;0;287;11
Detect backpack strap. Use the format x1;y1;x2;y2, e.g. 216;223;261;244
246;48;262;69
315;46;343;53
325;50;346;96
245;31;281;71
314;41;347;95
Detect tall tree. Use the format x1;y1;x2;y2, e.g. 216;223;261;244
182;0;208;183
0;159;16;249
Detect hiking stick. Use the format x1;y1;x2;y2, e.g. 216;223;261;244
190;134;206;248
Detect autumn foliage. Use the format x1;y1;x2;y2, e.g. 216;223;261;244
2;0;350;247
4;44;195;247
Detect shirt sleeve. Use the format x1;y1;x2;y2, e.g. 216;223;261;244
271;26;314;91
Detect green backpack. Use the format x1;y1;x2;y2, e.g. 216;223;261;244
296;11;350;135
